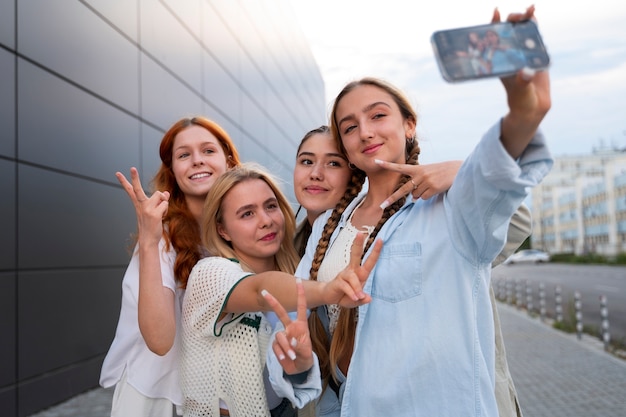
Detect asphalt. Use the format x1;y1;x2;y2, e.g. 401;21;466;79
28;302;626;417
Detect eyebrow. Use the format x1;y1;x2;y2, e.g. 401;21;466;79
298;151;347;160
337;101;391;127
173;141;218;152
234;197;278;215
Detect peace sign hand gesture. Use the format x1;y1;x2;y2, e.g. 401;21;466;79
262;279;314;375
376;159;462;210
323;231;382;308
115;167;170;245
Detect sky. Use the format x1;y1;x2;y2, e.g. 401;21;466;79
291;0;626;164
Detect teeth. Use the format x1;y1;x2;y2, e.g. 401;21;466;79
190;173;210;179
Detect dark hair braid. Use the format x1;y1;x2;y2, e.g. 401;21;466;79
309;169;366;282
328;138;421;385
307;168;365;387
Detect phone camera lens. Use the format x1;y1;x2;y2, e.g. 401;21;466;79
524;38;536;49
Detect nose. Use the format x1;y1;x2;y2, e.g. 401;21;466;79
259;210;273;229
310;163;323;180
191;151;205;166
360;121;374;142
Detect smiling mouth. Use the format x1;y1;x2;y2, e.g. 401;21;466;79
190;172;211;180
305;186;328;193
260;232;277;241
363;144;382;154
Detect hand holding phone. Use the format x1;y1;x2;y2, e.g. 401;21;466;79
431;20;550;83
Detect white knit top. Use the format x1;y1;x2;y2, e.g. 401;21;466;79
181;257;274;417
317;198;372;334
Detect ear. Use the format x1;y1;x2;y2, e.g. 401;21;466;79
217;223;231;242
404;117;416;140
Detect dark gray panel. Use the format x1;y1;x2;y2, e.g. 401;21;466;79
0;388;16;417
0;272;16;387
18;268;124;379
0;160;15;269
140;0;203;92
140;54;204;128
18;165;136;269
83;0;139;42
17;59;141;182
0;0;14;49
0;48;15;158
18;355;106;416
18;0;139;112
140;122;166;182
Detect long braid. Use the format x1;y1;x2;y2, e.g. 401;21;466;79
329;136;421;383
308;168;365;388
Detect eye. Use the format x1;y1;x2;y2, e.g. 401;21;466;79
298;157;313;166
343;124;356;135
176;152;190;159
203;147;216;155
372;112;386;120
328;159;345;168
240;210;253;218
266;202;279;211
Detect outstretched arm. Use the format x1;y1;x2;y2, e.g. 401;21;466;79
116;167;176;356
496;6;551;158
224;232;382;314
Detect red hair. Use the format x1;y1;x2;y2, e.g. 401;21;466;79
152;116;241;288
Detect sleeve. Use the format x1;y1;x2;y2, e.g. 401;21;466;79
492;203;532;267
266;324;322;408
183;257;252;337
446;121;553;263
158;238;178;292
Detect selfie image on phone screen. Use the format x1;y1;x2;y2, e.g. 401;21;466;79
432;21;550;82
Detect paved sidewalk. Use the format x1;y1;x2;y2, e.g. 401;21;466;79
498;302;626;416
28;302;626;417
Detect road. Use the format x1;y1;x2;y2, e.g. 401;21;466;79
492;263;626;343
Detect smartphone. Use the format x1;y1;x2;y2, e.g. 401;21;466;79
431;20;550;82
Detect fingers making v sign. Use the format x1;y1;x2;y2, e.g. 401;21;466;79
262;279;313;375
376;159;462;210
116;167;170;245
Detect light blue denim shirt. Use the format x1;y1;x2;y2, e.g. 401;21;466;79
270;121;552;416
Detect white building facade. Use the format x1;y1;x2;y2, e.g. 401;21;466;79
531;151;626;257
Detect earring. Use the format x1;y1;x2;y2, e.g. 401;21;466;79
348;162;357;170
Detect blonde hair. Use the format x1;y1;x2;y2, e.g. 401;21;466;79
310;77;421;387
201;163;299;274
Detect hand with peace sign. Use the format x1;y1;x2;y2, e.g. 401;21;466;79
262;232;381;373
115;167;171;246
321;231;382;308
262;278;314;375
377;160;462;210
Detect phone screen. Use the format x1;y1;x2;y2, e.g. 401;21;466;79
431;21;549;82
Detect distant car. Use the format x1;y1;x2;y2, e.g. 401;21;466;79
503;249;550;265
